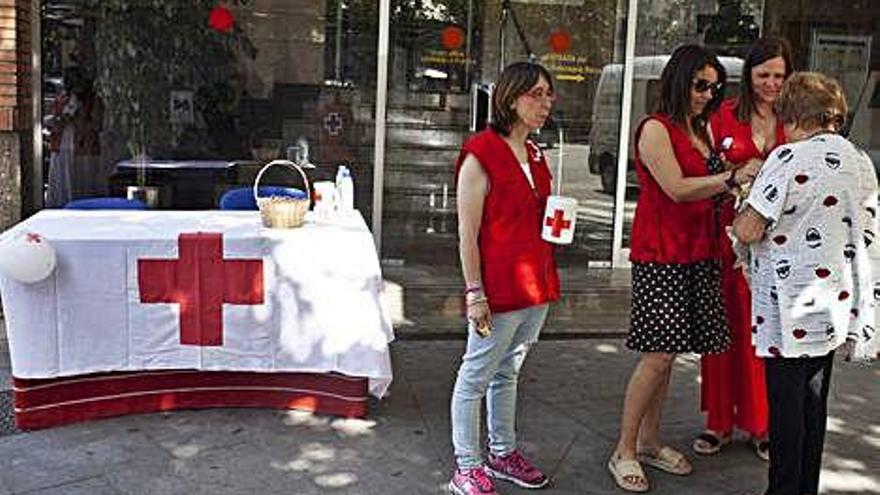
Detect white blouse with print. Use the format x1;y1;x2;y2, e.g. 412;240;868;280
745;133;879;359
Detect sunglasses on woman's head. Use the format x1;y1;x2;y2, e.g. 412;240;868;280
692;79;723;94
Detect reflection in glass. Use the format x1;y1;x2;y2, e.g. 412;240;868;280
41;1;377;216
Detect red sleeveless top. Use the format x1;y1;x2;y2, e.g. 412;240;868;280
455;129;560;313
629;114;719;264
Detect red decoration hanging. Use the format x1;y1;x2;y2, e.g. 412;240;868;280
209;5;235;33
440;25;466;51
548;29;572;54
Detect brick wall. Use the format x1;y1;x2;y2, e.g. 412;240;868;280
0;0;32;227
0;0;31;132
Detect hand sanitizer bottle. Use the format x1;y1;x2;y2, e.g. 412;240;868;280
335;165;354;215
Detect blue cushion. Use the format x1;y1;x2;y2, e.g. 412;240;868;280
219;186;307;211
64;197;149;210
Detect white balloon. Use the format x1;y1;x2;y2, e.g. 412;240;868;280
0;231;57;283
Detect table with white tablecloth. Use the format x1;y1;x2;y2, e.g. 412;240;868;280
0;209;394;428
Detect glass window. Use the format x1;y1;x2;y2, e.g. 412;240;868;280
380;0;629;282
41;1;378;218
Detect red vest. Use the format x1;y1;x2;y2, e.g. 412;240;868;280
455;129;560;313
629;114;719;264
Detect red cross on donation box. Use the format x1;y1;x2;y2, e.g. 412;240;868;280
137;233;264;346
541;195;577;245
545;209;571;238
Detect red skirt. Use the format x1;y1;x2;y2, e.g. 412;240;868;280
699;217;769;437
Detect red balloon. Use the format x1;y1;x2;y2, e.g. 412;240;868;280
548;29;572;54
209;5;235;33
441;25;465;51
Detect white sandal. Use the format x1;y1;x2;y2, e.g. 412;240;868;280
608;453;649;492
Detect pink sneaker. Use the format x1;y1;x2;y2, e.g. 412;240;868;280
486;450;549;489
448;466;499;495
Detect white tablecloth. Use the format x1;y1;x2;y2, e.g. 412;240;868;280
0;210;394;397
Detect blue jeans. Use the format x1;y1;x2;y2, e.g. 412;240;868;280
451;303;549;469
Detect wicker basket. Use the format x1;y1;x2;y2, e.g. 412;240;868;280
253;160;311;228
251;146;280;162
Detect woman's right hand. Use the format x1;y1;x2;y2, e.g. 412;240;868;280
466;295;493;337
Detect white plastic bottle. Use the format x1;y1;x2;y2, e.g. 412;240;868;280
335;165;354;215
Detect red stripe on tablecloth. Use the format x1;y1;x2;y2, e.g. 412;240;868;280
12;371;368;429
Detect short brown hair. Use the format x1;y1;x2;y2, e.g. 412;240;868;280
775;72;848;132
491;62;554;136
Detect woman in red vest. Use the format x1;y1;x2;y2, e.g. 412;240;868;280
696;37;793;461
448;62;560;495
608;45;760;492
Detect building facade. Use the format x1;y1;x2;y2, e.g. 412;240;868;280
0;0;878;282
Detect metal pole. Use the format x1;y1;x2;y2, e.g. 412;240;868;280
611;0;639;268
498;1;508;75
334;0;343;82
371;0;390;252
465;0;473;85
32;0;43;211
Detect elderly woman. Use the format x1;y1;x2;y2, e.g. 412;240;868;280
448;62;560;495
733;72;878;495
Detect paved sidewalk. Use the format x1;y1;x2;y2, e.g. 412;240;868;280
0;322;877;493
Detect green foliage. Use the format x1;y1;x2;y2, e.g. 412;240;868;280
82;0;255;158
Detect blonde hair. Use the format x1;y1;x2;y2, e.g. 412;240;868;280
775;72;848;132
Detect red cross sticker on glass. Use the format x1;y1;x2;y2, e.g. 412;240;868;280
137;233;264;346
545;209;572;238
323;112;344;137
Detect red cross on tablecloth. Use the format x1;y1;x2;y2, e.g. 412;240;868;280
545;209;571;238
138;233;264;346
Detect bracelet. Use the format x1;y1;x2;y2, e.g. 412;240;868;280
464;284;483;295
465;290;486;304
724;169;738;191
466;296;488;307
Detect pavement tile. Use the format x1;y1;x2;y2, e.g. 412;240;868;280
21;476;120;495
0;426;168;493
0;318;875;495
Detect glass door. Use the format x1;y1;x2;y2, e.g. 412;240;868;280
380;0;630;286
616;0;767;265
39;1;380;216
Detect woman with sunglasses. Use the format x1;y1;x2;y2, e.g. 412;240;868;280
696;36;794;462
608;45;760;493
447;61;560;495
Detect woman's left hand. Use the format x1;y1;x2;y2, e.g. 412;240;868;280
737;159;763;183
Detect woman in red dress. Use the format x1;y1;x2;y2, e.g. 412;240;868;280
696;36;793;461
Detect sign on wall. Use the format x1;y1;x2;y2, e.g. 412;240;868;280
809;32;872;105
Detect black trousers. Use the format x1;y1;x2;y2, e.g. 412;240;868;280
764;352;834;495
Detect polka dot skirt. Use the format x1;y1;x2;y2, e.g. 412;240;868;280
627;261;731;354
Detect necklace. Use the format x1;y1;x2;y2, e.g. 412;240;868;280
751;113;776;154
